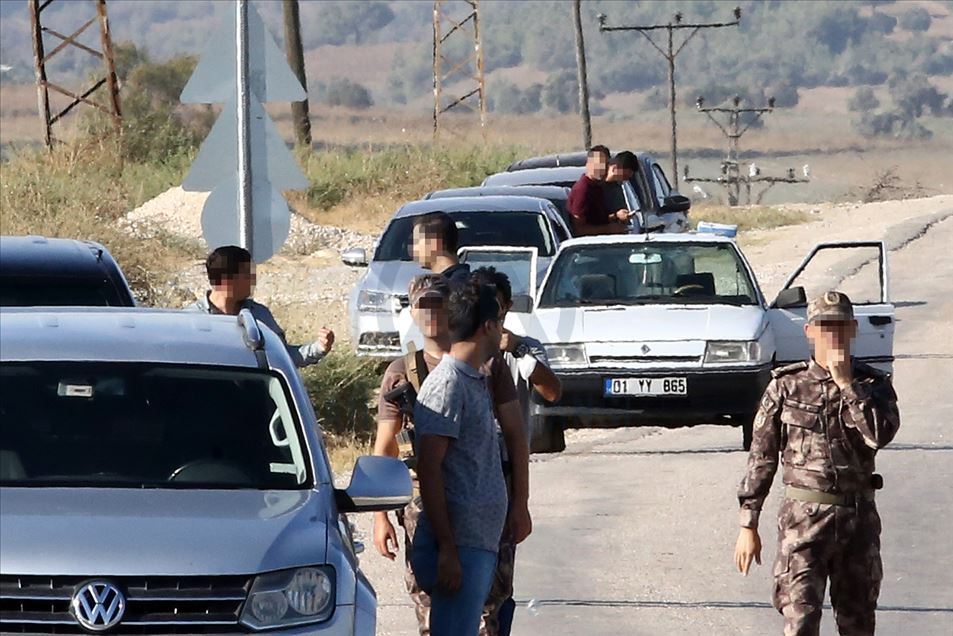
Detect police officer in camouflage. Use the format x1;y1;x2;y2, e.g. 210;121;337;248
734;291;900;636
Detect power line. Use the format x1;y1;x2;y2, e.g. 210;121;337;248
597;7;741;190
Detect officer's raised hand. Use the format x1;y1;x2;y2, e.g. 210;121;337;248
734;527;762;576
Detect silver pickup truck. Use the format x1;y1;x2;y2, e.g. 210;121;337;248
0;307;411;635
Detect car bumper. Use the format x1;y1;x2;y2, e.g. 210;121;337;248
538;365;771;426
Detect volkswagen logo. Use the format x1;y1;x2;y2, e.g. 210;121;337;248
71;581;126;632
641;344;651;355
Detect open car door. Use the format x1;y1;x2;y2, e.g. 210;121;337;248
768;241;895;373
397;247;539;353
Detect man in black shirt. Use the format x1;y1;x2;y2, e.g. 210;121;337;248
411;212;471;285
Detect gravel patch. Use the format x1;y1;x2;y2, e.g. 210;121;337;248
123;186;376;256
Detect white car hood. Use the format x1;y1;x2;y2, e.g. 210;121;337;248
529;303;766;344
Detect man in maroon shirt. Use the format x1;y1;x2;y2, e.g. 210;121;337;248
567;145;632;236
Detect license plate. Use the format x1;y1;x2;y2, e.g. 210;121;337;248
604;377;687;397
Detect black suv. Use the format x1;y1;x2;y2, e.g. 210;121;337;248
0;236;136;307
502;151;691;216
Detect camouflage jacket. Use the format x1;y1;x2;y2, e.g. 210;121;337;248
737;358;900;528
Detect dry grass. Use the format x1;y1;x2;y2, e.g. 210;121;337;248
690;204;812;233
0;138;193;305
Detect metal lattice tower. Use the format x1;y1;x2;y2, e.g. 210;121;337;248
432;0;486;140
29;0;122;149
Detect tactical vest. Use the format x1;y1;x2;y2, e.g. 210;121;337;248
395;349;429;470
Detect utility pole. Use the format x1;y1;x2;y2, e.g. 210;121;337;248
684;95;809;206
598;7;741;190
282;0;311;148
432;0;486;140
29;0;122;150
572;0;591;148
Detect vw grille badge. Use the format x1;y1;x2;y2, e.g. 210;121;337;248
71;581;126;632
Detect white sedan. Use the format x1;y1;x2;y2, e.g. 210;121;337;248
521;234;896;452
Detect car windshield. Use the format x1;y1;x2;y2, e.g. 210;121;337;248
375;211;554;261
0;363;312;489
460;249;535;297
0;279;121;307
539;242;759;308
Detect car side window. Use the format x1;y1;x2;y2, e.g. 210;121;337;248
652;164;671;200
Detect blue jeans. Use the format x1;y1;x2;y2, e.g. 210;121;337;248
411;525;498;636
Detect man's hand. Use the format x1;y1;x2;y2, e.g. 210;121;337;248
506;503;533;544
828;349;853;390
500;328;521;353
734;527;762;576
437;544;462;592
373;512;399;560
317;327;335;354
614;209;633;223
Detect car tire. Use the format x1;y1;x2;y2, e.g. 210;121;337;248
530;415;566;454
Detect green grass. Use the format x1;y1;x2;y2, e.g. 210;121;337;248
301;143;523;211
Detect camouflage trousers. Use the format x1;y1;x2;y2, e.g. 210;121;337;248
398;496;517;636
772;496;883;636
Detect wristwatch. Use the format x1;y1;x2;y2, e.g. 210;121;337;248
513;342;531;359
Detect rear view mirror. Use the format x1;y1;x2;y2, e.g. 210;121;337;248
773;286;807;309
509;294;533;314
335;456;412;513
629;252;663;265
661;193;691;213
341;247;368;267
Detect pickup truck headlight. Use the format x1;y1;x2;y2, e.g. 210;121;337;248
358;290;399;313
704;341;761;364
546;344;588;367
240;567;335;631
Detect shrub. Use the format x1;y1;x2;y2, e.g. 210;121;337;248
848;87;880;112
300;353;380;442
899;7;932;32
322;77;374;109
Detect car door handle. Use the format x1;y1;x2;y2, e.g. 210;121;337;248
869;316;892;326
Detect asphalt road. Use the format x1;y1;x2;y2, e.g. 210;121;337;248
363;212;953;635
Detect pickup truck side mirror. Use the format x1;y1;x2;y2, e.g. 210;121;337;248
335;456;412;513
341;247;368;267
773;286;807;309
661;193;691;213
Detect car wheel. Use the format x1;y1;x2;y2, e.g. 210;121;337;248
530;415;566;454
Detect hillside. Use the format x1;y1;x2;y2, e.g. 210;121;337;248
2;0;952;111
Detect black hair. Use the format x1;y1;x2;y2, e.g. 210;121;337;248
609;150;637;171
413;212;459;253
470;266;512;305
447;281;501;343
206;245;252;286
587;144;610;159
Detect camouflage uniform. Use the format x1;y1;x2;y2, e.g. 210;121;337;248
397;496;432;636
738;293;900;636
